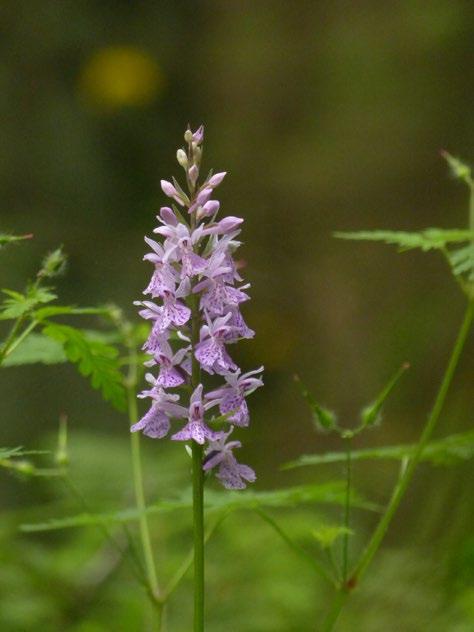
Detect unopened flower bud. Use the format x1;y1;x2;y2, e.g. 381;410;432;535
176;149;188;168
184;129;193;143
193;146;202;166
38;247;67;279
192;125;204;144
160;180;185;206
159;206;178;226
201;200;220;217
188;164;199;186
197;187;213;206
161;179;178;198
208;172;227;187
215;216;243;233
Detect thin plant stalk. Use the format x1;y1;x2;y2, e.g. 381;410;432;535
322;300;473;631
341;437;352;583
190;289;205;632
125;329;162;618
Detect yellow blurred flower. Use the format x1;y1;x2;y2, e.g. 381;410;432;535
79;46;163;110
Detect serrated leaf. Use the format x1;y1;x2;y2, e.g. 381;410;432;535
335;229;474;252
42;323;126;411
20;482;377;533
283;430;474;469
0;285;57;320
448;244;474;280
2;333;67;366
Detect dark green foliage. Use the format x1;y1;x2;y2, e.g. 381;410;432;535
42;323;126;412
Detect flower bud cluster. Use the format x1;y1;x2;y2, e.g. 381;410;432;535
132;126;263;489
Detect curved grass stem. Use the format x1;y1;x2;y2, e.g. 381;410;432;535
322;301;473;631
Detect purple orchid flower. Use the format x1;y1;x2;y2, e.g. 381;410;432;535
135;280;191;333
205;367;263;427
147;340;191;387
195;312;238;374
135;126;262;490
171;385;224;444
193;251;250;317
203;430;256;489
154;222;207;277
131;387;187;439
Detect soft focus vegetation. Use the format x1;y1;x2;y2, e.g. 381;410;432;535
1;2;474;630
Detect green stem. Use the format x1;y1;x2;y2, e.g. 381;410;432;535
125;329;162;619
322;301;473;631
341;438;352;583
0;316;27;365
163;512;228;602
354;302;473;581
190;290;204;632
2;320;38;363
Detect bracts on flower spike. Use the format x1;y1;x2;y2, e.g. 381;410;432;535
131;124;263;490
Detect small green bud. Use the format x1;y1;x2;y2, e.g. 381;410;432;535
176;149;188;168
184;129;193;143
37;246;67;279
360;363;409;429
15;460;34;475
294;375;337;433
440;150;472;185
193;145;202;166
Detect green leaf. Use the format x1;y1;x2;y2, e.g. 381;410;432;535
283;430;474;469
335;229;474;252
0;446;23;459
20;482;377;533
42;323;126;411
33;305;112;321
448;244;474;281
0;285;57;320
2;333;67;366
294;375;337;432
312;525;353;549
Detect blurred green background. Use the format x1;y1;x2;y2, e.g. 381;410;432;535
1;1;473;630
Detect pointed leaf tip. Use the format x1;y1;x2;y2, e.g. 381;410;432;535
440;150;472;185
360;363;409;429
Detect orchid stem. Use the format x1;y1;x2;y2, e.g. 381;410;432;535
190;289;205;631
